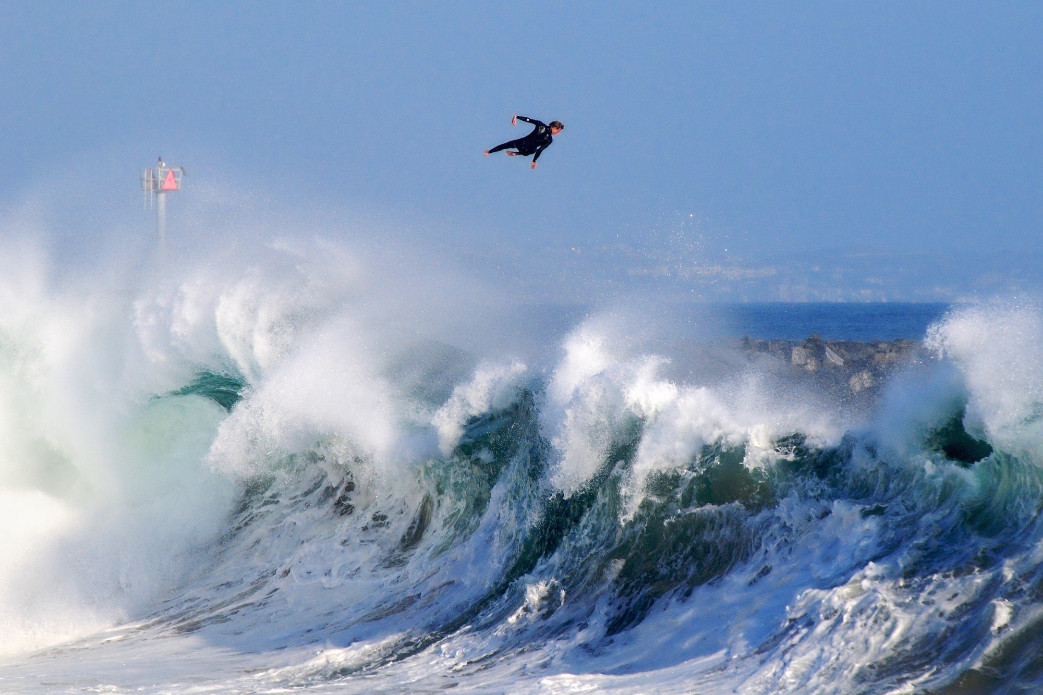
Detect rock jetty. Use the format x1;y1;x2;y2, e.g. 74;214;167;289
740;334;920;395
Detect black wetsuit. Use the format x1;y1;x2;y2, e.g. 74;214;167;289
488;116;554;162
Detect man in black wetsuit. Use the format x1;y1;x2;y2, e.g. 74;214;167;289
485;116;564;169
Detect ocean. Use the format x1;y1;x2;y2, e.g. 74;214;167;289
716;302;950;341
0;242;1037;694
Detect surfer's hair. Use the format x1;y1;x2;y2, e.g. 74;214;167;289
550;121;564;130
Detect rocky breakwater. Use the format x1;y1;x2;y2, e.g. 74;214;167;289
740;334;920;395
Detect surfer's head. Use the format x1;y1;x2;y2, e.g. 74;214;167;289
550;121;564;134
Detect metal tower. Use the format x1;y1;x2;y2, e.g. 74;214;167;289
141;157;185;242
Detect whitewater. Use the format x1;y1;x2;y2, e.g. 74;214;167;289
0;210;1041;693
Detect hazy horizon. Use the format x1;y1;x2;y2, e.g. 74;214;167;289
2;2;1041;302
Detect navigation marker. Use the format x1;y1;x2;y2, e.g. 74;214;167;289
141;157;186;242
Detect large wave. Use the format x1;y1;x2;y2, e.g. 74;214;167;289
1;220;1042;694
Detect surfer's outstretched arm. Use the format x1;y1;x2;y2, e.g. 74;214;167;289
530;144;550;169
515;115;544;127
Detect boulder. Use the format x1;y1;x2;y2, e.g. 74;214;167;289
741;334;921;394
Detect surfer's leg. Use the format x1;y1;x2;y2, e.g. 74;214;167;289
488;139;522;154
511;138;538;157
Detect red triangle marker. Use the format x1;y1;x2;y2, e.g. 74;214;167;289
161;169;178;191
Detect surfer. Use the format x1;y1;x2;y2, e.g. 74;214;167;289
485;116;564;169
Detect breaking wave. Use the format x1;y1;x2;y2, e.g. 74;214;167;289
1;229;1042;694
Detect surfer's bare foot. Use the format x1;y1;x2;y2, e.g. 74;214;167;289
531;161;537;169
484;149;489;156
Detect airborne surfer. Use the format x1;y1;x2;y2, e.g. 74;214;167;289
485;116;564;169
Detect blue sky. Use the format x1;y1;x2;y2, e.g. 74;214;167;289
2;2;1041;301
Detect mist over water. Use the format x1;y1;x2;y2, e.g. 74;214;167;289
2;191;1043;694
